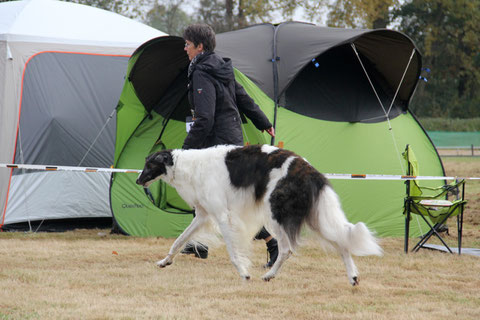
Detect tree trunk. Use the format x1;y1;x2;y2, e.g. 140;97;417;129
225;0;233;30
372;17;388;29
237;0;247;28
372;2;389;29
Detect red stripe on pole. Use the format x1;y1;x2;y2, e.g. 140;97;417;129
351;174;366;178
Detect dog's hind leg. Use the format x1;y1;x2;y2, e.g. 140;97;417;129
156;212;207;268
261;223;292;281
337;246;359;286
217;218;251;280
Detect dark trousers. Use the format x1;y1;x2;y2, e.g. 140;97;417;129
255;226;271;240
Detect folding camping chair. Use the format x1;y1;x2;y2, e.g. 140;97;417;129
403;144;467;254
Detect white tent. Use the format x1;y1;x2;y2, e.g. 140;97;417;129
0;0;166;228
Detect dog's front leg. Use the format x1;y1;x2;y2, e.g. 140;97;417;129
156;214;206;268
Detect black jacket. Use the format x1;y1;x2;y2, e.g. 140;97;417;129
182;52;272;149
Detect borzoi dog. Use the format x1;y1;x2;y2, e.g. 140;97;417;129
136;144;382;285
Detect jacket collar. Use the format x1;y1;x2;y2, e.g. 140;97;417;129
188;51;213;78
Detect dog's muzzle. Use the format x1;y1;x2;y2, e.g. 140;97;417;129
136;173;148;187
136;169;157;188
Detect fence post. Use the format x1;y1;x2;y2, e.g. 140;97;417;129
472;144;474;156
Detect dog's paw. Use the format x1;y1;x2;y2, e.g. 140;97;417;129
156;257;172;268
350;276;359;286
261;273;275;282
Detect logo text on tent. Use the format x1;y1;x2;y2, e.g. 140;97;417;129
121;203;144;209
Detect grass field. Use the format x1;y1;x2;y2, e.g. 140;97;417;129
1;157;479;320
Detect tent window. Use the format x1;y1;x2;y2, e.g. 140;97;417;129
14;52;128;171
281;44;406;123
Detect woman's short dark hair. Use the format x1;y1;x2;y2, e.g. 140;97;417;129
183;24;216;52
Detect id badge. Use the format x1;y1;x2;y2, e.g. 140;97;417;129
186;116;194;133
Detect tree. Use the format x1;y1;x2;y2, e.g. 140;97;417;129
195;0;229;32
195;0;297;32
195;0;270;32
293;0;328;25
146;0;192;35
325;0;399;29
395;0;480;118
65;0;148;20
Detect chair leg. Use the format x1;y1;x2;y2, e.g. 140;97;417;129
431;214;457;254
412;213;435;252
431;226;454;254
458;210;463;255
412;215;454;254
412;227;434;252
405;210;410;253
414;225;454;253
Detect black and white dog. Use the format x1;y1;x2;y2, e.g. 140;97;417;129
136;144;382;285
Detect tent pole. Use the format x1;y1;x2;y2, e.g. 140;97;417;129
17;126;33;232
271;103;278;146
78;106;116;167
386;48;416;117
270;25;281;146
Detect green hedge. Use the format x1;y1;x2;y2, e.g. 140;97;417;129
417;117;480;132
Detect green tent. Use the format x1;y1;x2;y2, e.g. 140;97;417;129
111;23;444;238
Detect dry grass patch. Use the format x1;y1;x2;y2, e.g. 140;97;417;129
1;231;480;320
442;157;480;247
1;157;479;319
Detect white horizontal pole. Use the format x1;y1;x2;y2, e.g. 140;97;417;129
1;163;477;181
0;163;142;174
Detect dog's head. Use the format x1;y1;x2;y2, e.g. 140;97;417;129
136;150;174;188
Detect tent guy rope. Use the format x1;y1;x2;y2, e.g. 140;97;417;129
350;43;411;174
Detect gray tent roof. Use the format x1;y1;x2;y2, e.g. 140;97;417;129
216;22;421;116
123;22;423;127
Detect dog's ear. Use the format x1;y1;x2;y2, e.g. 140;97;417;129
155;151;173;166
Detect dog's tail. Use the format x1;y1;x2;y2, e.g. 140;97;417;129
307;185;383;257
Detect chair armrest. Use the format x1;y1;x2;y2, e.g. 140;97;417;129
417;179;465;199
419;199;453;207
